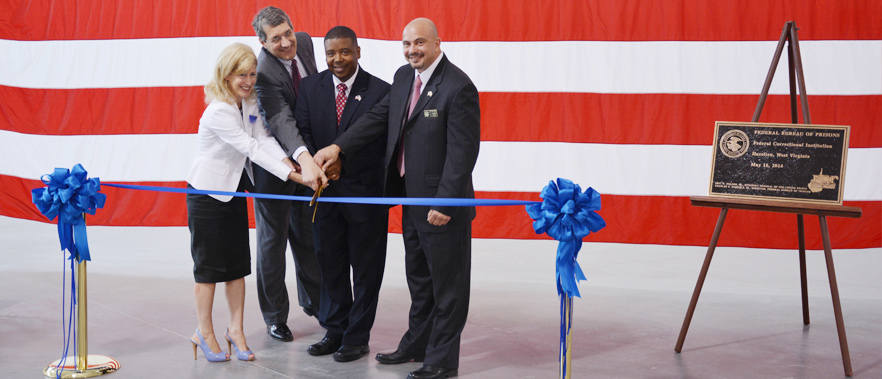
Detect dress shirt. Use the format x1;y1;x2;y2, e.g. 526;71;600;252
413;52;444;95
332;65;360;99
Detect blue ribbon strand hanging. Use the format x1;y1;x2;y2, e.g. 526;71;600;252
525;178;605;379
31;164;106;262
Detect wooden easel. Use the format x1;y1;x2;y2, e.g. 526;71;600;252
673;21;861;377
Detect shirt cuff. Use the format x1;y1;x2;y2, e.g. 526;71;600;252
292;146;309;163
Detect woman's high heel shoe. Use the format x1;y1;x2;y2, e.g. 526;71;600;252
225;329;255;361
190;328;230;362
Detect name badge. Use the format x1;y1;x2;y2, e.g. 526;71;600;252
424;109;438;118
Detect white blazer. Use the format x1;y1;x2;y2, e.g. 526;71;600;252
187;97;290;202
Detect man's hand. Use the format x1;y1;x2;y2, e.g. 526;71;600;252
314;144;342;172
427;210;451;226
287;170;305;186
296;151;329;191
282;157;301;173
325;159;343;181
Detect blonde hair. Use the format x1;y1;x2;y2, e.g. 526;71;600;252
205;43;258;104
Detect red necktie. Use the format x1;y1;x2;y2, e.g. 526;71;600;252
335;83;347;127
292;60;301;99
398;75;422;176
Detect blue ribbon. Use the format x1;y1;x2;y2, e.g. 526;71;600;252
31;164;106;262
102;183;539;207
525;178;605;298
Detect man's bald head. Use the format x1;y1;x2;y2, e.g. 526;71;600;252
402;18;441;72
405;18;438;39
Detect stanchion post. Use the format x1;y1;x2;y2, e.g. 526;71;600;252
43;216;119;378
77;260;88;372
559;294;573;379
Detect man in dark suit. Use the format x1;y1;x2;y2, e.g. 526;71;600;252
250;6;328;342
314;17;480;379
295;26;391;363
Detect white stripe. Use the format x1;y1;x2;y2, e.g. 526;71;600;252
1;38;879;95
0;130;196;182
2;130;878;200
473;142;881;200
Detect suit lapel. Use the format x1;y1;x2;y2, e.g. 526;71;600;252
242;100;254;136
317;73;337;140
405;56;447;125
295;32;317;76
262;48;295;96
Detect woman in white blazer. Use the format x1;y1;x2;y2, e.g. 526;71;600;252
186;43;303;363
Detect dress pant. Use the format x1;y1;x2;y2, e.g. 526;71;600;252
397;205;472;369
253;165;322;325
313;202;388;345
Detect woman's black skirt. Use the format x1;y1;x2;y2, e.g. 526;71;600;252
186;172;252;283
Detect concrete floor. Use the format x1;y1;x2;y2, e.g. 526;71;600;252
0;215;879;378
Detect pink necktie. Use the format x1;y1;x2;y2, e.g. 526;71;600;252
335;83;347;127
398;75;422;176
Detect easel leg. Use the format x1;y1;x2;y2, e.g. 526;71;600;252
818;215;853;376
797;215;809;325
675;208;728;352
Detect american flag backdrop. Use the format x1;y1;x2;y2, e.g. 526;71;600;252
1;1;879;250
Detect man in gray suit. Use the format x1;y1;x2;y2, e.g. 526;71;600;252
315;17;480;379
251;6;328;342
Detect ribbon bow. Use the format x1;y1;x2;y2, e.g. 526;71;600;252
526;178;605;297
31;164;106;261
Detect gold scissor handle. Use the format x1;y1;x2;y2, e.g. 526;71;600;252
310;185;323;222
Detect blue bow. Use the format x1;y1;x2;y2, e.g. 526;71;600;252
31;164;106;262
526;178;605;297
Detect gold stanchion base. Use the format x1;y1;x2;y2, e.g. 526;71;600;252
44;355;119;378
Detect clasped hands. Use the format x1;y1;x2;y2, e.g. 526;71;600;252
284;151;342;191
312;144;451;226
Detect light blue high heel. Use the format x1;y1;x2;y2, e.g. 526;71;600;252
225;329;255;361
190;328;230;362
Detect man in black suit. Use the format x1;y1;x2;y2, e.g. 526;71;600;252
251;6;327;342
315;17;480;379
295;26;391;362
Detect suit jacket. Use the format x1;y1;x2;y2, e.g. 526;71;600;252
296;68;391;223
335;55;481;232
254;31;318;193
186;97;290;202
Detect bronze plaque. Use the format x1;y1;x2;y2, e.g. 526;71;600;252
709;121;849;204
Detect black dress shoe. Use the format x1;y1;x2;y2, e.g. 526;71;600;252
408;365;458;379
307;336;342;356
266;323;293;342
375;349;425;364
333;344;369;362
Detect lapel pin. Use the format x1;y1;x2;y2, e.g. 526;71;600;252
249;115;258;124
427;91;433;97
355;95;362;101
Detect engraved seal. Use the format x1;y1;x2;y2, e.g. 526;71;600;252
719;129;749;158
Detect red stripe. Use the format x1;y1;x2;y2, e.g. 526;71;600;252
0;86;204;135
470;192;881;250
480;93;882;147
5;176;879;249
1;1;879;41
3;86;879;148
